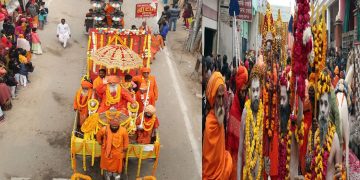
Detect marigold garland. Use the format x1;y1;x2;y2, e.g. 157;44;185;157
243;99;264;180
141;114;157;132
105;84;121;106
310;122;336;179
76;88;92;108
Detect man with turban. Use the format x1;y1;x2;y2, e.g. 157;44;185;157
301;71;343;179
136;105;159;144
237;64;264;179
226;65;248;180
136;82;155;114
73;80;93;126
97;75;137;113
202;72;232;179
96;118;129;180
133;67;158;102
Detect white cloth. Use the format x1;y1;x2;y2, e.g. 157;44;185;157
9;86;15;98
57;23;71;43
17;38;31;51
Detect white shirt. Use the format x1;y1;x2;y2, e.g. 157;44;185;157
57;23;71;35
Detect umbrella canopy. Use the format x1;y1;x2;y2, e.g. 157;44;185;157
91;44;143;70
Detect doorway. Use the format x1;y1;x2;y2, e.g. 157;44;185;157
204;27;216;56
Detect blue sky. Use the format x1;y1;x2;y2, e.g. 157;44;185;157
268;0;296;14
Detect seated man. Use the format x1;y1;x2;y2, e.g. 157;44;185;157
73;80;93;126
96;75;137;113
121;74;136;94
96;118;129;180
136;82;155;114
136;105;159;144
93;68;107;90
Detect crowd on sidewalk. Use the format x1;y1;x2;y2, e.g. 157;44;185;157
157;0;194;42
0;0;49;121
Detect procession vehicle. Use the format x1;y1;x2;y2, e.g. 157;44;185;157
70;28;159;179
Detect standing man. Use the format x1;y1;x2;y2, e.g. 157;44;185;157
169;4;180;31
84;9;94;34
133;67;158;103
93;68;107;90
302;71;343;179
226;65;248;180
237;64;264;179
202;72;233;179
96;118;129;180
56;18;71;48
73;80;93;126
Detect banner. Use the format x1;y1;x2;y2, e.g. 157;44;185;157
135;3;158;18
237;0;252;21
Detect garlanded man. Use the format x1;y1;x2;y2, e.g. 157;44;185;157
237;64;264;180
136;82;155;114
303;71;343;180
73;80;93;126
96;75;137;113
226;65;248;180
202;72;232;179
96;118;129;180
277;71;305;179
133;67;158;103
136;105;159;144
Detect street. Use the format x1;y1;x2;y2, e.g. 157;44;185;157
0;0;201;179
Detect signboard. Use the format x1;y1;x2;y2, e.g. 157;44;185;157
135;3;158;18
237;0;252;21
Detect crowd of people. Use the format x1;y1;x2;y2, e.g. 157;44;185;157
202;1;357;179
0;0;48;121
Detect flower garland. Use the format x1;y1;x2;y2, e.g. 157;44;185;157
310;122;336;179
142;114;157;132
105;84;121;106
263;69;277;138
279;118;292;180
88;99;99;112
311;6;327;78
105;110;121;120
243;99;264;180
76;88;92;108
291;0;312;102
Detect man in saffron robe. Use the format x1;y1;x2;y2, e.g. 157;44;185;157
136;82;155;114
136;105;159;144
96;118;129;180
105;3;114;27
97;75;137;113
203;72;232;179
150;33;164;62
93;68;107;91
133;67;158;102
73;80;93;126
226;65;248;180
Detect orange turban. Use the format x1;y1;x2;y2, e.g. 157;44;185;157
235;65;248;91
141;67;151;73
144;105;156;115
109;118;120;126
81;80;93;89
334;66;339;75
107;75;120;84
206;72;225;107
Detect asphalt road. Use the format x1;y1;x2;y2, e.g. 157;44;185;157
0;0;201;179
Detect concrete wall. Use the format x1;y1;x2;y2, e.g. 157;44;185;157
204;0;218;11
202;16;218;55
218;21;233;59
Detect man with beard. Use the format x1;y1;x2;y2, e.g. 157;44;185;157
277;72;305;179
96;75;137;113
302;71;343;179
226;65;248;180
202;72;232;179
96;118;129;180
93;68;107;90
73;80;93;126
237;64;264;179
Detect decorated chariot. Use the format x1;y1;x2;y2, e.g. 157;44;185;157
70;27;159;179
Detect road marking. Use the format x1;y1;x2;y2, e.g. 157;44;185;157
53;178;70;180
11;178;31;180
163;48;201;176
